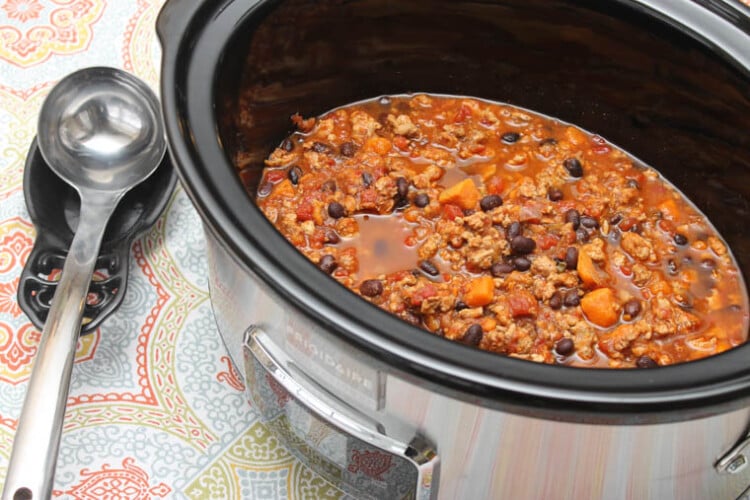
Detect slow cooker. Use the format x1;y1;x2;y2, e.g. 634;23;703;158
156;0;750;497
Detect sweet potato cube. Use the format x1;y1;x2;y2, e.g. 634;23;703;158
577;250;605;288
658;198;680;221
581;288;620;328
364;136;393;155
270;179;295;199
439;178;480;210
464;276;495;307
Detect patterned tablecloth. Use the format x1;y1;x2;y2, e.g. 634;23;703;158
0;1;347;498
2;1;750;499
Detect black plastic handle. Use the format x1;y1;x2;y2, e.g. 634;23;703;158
18;138;177;334
156;0;207;51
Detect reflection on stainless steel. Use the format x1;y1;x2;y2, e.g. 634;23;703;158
206;233;750;499
3;67;165;500
246;327;439;500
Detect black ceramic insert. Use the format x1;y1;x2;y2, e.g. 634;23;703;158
17;138;177;334
159;0;750;420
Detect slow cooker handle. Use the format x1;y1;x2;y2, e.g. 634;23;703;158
244;327;439;500
155;0;206;50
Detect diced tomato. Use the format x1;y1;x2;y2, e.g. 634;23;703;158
296;202;313;222
393;135;409;150
411;285;437;306
519;202;543;223
442;203;464;221
537;233;559;251
557;200;577;212
619;217;637;231
468;143;486;155
508;290;538;317
453;104;472;123
390;270;410;282
265;170;286;183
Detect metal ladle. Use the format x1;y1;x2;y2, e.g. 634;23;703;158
3;67;166;500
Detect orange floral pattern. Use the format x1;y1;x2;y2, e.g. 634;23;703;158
56;458;171;499
2;0;44;23
0;0;104;67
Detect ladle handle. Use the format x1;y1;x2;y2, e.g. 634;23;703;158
3;197;118;500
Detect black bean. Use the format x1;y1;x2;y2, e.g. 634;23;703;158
629;223;641;234
455;300;469;311
501;132;521;144
548;187;564;202
462;324;484;346
419;260;440;276
414;193;430;208
565;247;579;270
563;289;580;307
394;196;410;210
288;166;302;185
610;214;623;225
576;228;590;243
396;177;410;198
340;141;358;157
513;257;531;272
319;255;337;274
463;209;475;216
580;216;599;229
322;180;337;192
257;182;273;197
328;202;346;219
623;299;641;319
674;233;688;246
563;158;584;178
312;141;331;154
480;194;503;212
636;356;658;368
362;172;374;187
511;235;537;255
491;262;515;276
555;337;575;356
402;311;422;326
564;209;580;230
549;292;563;310
507;221;522;240
667;259;678;275
360;279;384;297
281;138;295;152
324;229;340;245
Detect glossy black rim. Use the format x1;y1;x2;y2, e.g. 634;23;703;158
158;0;750;422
